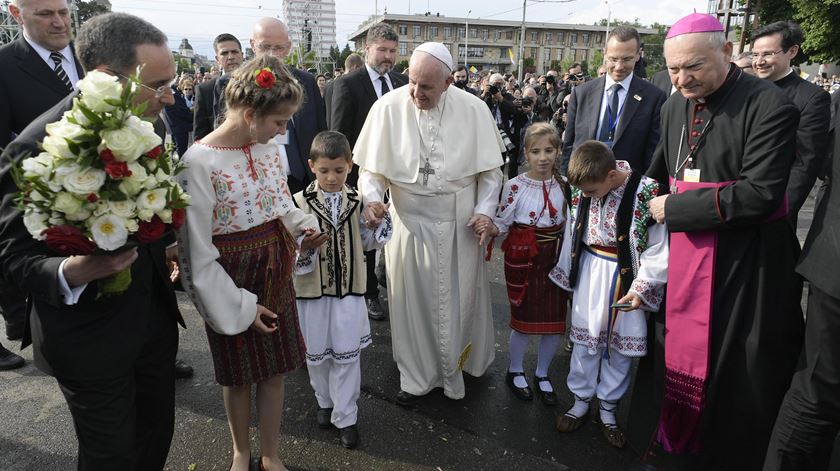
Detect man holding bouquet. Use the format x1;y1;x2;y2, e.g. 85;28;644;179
0;13;185;471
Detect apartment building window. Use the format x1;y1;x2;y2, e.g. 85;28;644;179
582;33;590;46
545;32;553;44
458;46;485;58
430;25;438;38
506;30;513;40
399;41;407;56
459;27;465;38
558;31;565;44
444;26;452;38
470;28;477;38
399;25;407;35
531;47;538;59
531;31;538;42
556;48;563;60
494;30;501;41
570;32;578;44
482;29;489;40
413;25;422;38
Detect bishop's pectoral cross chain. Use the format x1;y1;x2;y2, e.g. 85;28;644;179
417;95;447;187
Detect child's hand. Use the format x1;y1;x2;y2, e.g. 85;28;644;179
301;228;328;251
614;293;642;312
467;214;496;246
252;304;278;334
363;202;388;228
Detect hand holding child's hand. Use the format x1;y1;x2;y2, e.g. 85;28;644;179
467;214;496;246
650;195;668;224
363;202;389;229
301;228;328;251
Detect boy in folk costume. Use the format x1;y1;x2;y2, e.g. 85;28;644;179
489;123;569;406
293;131;392;449
549;140;668;448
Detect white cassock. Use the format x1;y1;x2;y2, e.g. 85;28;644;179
355;85;505;399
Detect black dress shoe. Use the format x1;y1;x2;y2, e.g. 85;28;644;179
339;424;360;449
5;323;23;341
395;390;420;406
366;297;386;321
174;359;194;379
506;372;533;401
0;344;24;371
533;376;558;406
317;407;333;429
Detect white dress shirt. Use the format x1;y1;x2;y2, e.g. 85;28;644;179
366;64;393;99
24;34;80;89
595;72;634;140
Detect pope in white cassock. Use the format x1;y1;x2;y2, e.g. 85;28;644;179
355;42;505;404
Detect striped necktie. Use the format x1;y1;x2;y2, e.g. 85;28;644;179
49;51;73;92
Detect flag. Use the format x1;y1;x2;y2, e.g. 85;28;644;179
469;66;477;73
799;70;810;80
508;48;516;66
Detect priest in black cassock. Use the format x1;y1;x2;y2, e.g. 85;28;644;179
751;21;831;228
629;13;805;471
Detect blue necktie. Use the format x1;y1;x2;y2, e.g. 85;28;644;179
285;119;306;181
598;83;622;142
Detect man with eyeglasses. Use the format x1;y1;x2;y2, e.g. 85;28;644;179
0;12;184;470
732;51;755;75
193;33;243;140
250;17;326;196
752;21;831;228
0;0;86;370
559;26;666;174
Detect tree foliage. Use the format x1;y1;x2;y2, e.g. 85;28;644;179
757;0;840;63
73;0;109;29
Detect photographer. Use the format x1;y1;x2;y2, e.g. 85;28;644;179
482;73;519;175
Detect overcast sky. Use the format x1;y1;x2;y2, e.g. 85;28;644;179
107;0;709;58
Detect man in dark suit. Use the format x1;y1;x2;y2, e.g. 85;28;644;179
251;17;327;195
324;53;363;126
192;33;243;140
752;21;831;227
330;22;407;321
763;71;840;471
0;13;183;469
0;0;83;368
650;68;674;95
560;26;667;174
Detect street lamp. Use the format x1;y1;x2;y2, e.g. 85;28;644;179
465;10;472;71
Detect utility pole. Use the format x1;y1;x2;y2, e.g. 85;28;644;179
465;10;471;70
517;0;526;82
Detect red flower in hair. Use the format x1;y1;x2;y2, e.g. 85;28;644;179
255;68;276;89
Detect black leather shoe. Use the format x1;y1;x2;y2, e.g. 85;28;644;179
366;297;385;321
5;322;23;341
317;407;333;429
395;390;420;406
0;344;24;371
174;359;194;379
505;372;533;401
533;376;558;406
339;424;359;449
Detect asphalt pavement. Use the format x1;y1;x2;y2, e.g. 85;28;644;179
0;184;826;471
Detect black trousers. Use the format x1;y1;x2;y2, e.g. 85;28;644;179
764;285;840;471
57;304;178;471
0;280;26;336
365;249;379;299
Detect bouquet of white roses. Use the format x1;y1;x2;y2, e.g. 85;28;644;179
11;70;191;294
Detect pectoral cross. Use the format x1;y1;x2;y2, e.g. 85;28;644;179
419;158;435;186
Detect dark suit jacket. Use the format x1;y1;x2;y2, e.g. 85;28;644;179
560;74;667;174
774;73;832;224
330;66;408;149
0;38;84;150
324;78;337;126
651;69;672;96
192;76;222;141
0;94;183;380
798;99;840;298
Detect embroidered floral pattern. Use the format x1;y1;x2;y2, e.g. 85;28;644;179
629;278;663;311
570;326;647;356
495;175;566;235
305;333;372;363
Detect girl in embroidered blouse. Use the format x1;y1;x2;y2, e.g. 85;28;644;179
177;56;326;471
488;122;570;407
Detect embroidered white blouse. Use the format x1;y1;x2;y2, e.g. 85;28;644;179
494;174;567;235
177;141;318;335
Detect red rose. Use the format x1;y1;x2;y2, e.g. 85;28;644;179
104;161;132;179
137;216;166;243
42;225;97;256
170;207;186;230
146;145;163;159
100;148;115;164
255;69;276;89
87;193;98;203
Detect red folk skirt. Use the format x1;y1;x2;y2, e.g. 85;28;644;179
205;219;307;386
502;224;567;335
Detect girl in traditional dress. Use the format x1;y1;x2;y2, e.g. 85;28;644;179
490;122;569;406
177;56;325;471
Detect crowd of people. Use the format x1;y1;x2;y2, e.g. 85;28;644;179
0;1;839;471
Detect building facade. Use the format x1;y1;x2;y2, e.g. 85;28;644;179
348;14;657;74
283;0;337;58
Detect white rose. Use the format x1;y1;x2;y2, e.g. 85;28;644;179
93;200;109;217
21;152;55;179
136;188;167;212
127;162;148;181
143;176;158;189
156;208;172;224
65;208;92;222
48;214;65;226
42;119;87;159
64;102;90;126
100;126;146;163
125;116;162;155
30;190;48;202
137;208;154;222
78;71;122;113
154;168;171;183
109;200;136;219
126;219;139;233
90;214;129;251
22;210;49;239
52;192;83;216
62;167;106;195
118;178;144;197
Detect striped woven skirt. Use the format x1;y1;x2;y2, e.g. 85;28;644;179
503;224;567;335
206;219;306;386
